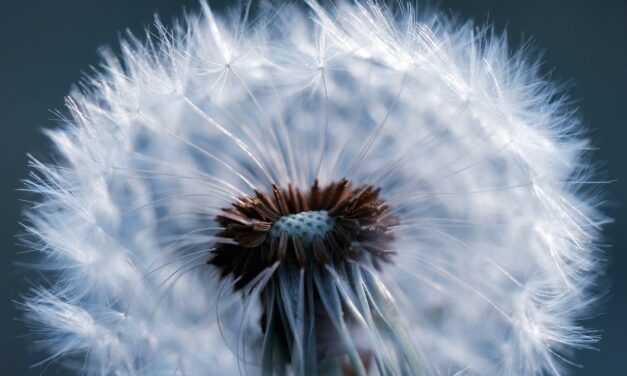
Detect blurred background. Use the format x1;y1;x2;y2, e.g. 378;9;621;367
2;0;625;374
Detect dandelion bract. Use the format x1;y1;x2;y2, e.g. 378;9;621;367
21;1;607;375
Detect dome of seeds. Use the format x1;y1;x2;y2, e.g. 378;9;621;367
19;1;606;375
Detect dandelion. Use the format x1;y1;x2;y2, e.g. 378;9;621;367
20;1;607;375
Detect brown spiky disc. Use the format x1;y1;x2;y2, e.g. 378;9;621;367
209;179;397;288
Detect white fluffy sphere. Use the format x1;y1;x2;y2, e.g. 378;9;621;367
22;1;606;375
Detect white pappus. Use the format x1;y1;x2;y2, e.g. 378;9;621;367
20;1;607;375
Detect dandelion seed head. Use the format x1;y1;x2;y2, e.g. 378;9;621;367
19;0;607;375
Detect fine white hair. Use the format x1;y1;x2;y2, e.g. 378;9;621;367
21;1;606;375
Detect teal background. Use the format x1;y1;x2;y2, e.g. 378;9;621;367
2;1;625;374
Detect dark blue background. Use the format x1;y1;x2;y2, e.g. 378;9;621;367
2;1;625;374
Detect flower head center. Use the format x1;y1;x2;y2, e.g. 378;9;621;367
269;210;335;248
210;180;398;289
